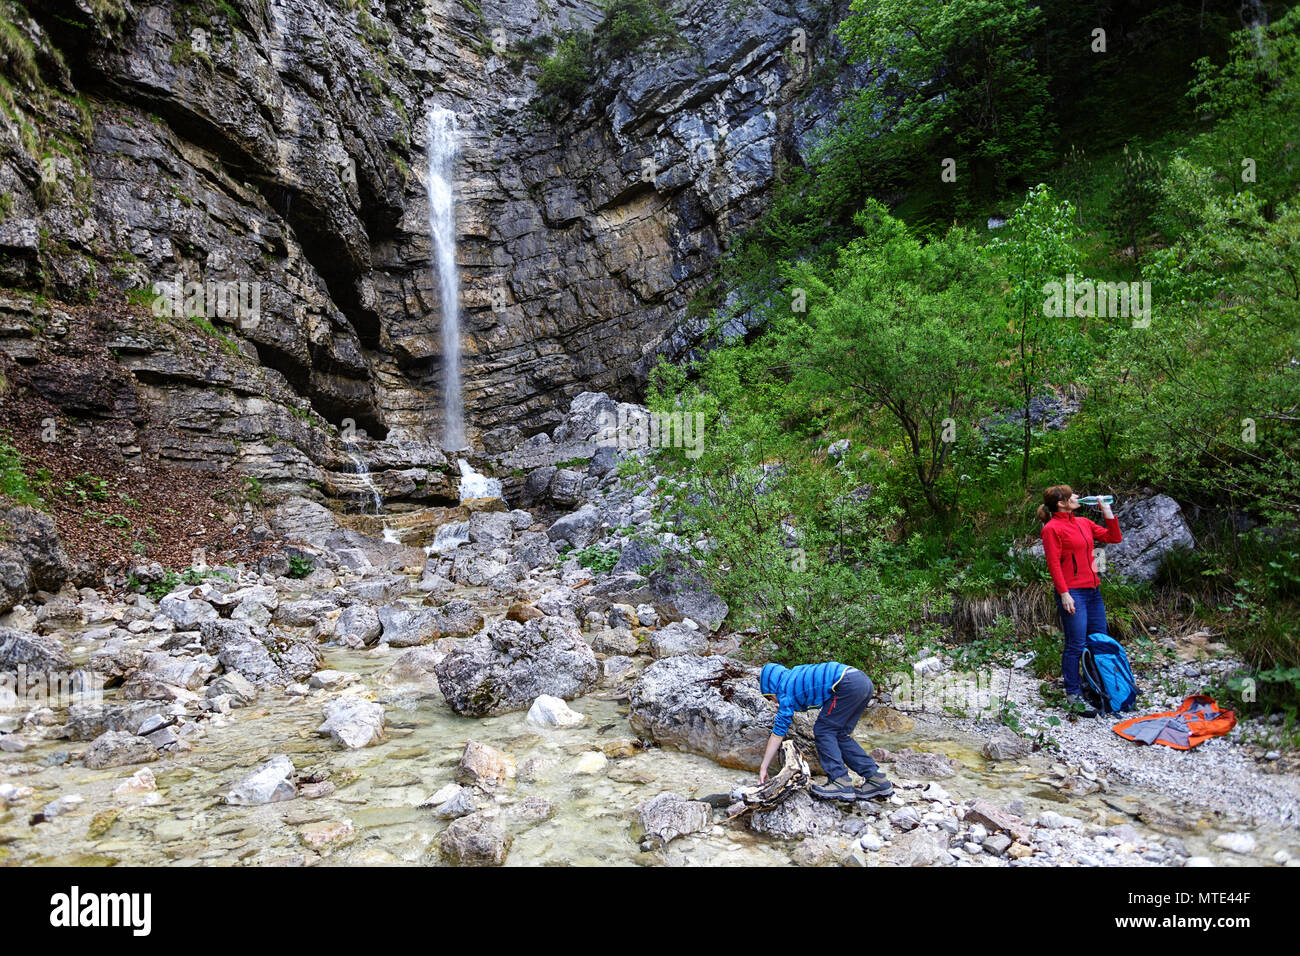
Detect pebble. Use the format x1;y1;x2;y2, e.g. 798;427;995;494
43;794;86;818
923;783;950;801
572;751;607;775
0;783;34;806
114;768;157;795
983;833;1012;856
1185;856;1215;867
888;806;921;831
963;842;983;855
1212;833;1257;855
422;783;461;806
298;819;355;851
309;670;359;690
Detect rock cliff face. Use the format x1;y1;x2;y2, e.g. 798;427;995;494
0;0;858;504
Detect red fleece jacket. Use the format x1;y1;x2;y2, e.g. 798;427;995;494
1041;511;1123;594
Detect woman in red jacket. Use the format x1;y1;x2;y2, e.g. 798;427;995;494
1038;484;1122;716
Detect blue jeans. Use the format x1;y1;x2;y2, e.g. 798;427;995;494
1056;588;1108;696
813;669;880;782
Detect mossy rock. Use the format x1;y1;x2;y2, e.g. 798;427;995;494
328;768;361;789
282;737;335;755
152;768;194;788
87;808;120;840
384;746;426;760
30;853;118;866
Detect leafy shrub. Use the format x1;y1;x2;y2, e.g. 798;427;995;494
287;556;315;579
596;0;676;58
240;475;265;507
575;545;618;575
533;0;678;116
534;31;593;114
0;441;40;507
147;571;182;601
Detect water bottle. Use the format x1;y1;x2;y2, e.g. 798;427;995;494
1079;495;1114;508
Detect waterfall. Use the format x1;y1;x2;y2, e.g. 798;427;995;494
426;520;471;555
345;445;383;515
345;444;399;543
1237;0;1269;59
457;459;502;501
427;106;464;450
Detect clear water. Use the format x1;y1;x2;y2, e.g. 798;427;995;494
4;635;1295;867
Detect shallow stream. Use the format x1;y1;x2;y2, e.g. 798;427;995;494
4;638;1296;867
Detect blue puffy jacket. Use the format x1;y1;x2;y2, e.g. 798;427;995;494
760;662;850;738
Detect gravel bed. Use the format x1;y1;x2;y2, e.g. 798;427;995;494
911;655;1300;830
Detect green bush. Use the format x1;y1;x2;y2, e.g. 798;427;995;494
534;31;593;114
533;0;678;116
147;571;182;601
0;441;40;507
595;0;676;59
574;545;618;575
287;555;315;579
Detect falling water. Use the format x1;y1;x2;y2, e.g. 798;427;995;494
425;520;471;555
427;106;464;450
457;458;502;501
344;445;383;515
345;443;399;543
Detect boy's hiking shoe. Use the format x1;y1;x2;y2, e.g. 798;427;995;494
1066;695;1098;718
855;776;894;800
810;777;857;801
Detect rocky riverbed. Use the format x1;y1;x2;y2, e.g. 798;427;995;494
1;393;1296;867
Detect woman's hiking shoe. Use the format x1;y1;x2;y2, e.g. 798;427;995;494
855;777;894;800
810;777;857;801
1065;695;1098;718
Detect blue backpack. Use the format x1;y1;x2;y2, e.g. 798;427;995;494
1081;633;1138;714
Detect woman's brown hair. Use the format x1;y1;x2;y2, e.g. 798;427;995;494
1037;484;1074;524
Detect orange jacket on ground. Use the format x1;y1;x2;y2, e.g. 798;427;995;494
1112;695;1237;750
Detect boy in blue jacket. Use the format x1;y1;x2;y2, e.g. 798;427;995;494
758;661;893;800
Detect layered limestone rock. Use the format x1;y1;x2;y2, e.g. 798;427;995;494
0;0;862;508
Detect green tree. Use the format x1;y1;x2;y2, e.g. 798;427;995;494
991;184;1084;483
779;202;1005;521
1184;6;1300;213
1107;144;1162;258
837;0;1055;215
1122;163;1300;520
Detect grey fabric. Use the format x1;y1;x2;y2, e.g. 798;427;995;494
1128;715;1191;747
